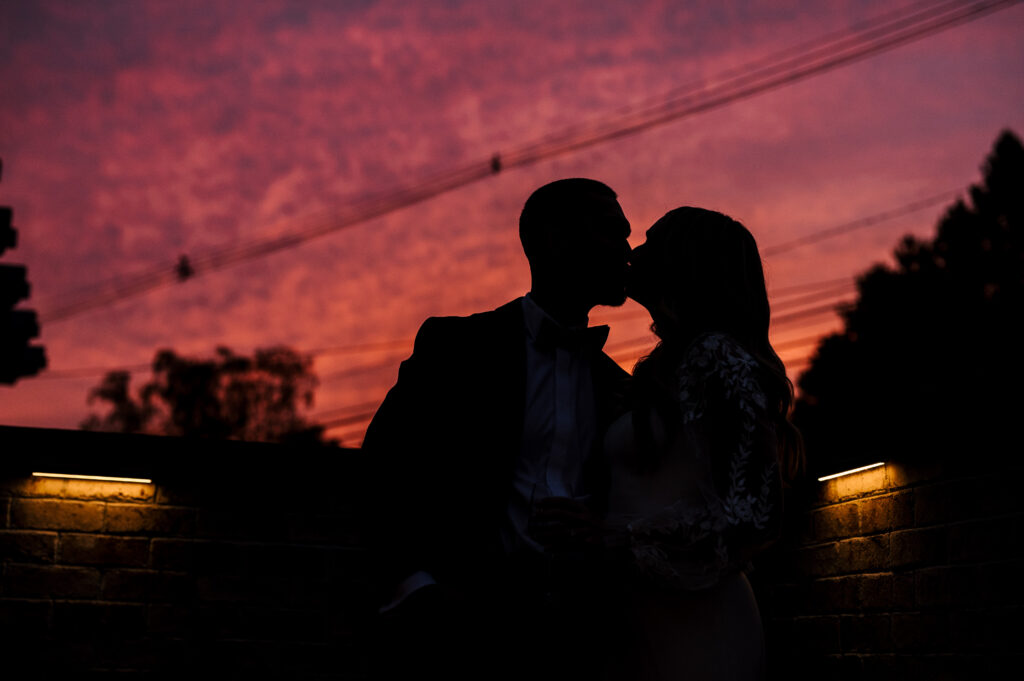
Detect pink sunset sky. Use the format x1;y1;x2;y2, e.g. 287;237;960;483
1;0;1022;444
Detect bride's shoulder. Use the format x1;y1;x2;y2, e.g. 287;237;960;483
676;332;766;422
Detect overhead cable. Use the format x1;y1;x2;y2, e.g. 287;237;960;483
38;0;1015;324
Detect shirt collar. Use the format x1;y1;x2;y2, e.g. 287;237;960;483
522;294;608;353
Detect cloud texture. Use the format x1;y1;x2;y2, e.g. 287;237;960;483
1;0;1022;441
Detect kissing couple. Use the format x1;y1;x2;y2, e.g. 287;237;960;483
365;178;803;681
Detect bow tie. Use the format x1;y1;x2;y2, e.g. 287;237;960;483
534;317;610;353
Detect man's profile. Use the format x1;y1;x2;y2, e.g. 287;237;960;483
364;178;631;680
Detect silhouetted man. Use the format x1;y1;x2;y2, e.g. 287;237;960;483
364;178;631;680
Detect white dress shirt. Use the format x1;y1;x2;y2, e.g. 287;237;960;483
383;294;603;611
500;293;600;553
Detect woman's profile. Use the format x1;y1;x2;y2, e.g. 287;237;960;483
603;207;804;680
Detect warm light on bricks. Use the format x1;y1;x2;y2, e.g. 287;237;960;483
32;472;153;484
817;462;885;482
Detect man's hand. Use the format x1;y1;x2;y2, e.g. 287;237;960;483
528;496;604;552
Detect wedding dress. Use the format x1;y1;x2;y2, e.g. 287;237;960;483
603;333;781;680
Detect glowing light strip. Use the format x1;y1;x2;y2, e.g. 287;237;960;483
817;462;885;482
32;472;153;484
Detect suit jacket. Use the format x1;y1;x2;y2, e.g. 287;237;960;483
363;298;629;594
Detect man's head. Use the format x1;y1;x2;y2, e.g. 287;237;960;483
519;178;631;313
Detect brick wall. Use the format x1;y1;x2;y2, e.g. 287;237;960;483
4;426;1022;678
756;459;1024;679
0;426;373;679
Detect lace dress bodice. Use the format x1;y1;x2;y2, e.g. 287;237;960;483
605;333;782;591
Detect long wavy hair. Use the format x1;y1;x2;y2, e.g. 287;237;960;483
630;207;804;482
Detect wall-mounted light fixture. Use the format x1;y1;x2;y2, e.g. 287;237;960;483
817;462;885;482
32;472;152;484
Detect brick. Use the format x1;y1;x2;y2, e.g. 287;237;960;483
52;601;147;639
156;483;201;506
948;516;1023;563
977;559;1024;605
0;530;57;562
890;527;947;568
915;565;978;608
195;603;244;639
105;503;195;535
102;568;194;602
819;465;889;502
795;542;840;577
58;478;154;502
915;475;1021;527
191;637;286;673
767;583;805;618
893;572;915;608
196;575;280;603
1;495;10;527
860;654;914;680
2;475;154;502
3;564;101;599
883;460;944;490
10;499;104;531
58;534;149;567
196;508;287;540
915;654;985;679
225;606;328;643
245;544;330;579
856;572;894;610
0;475;67;498
151;538;243;574
840;614;891;652
892;612;949;653
836;535;889;573
950;608;1018;652
791;615;841;654
0;599;51;638
813;502;859;541
148;604;193;634
858;492;913;534
809;576;859;613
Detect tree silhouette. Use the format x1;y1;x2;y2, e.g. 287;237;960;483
82;346;334;446
793;130;1023;472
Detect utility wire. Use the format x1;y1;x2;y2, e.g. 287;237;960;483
760;189;960;256
770;333;831;352
36;280;856;380
768;277;856;296
38;0;1016;324
314;410;379;430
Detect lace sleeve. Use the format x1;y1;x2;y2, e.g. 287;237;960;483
627;333;781;589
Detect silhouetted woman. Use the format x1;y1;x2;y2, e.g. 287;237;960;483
602;207;803;680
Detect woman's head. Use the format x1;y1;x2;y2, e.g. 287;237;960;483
629;206;804;481
628;207;770;348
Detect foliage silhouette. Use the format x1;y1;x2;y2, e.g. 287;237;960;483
793;129;1023;472
82;346;334;445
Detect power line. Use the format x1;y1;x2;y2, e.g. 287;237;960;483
770;333;830;352
760;189;960;256
36;284;857;380
771;284;855;313
38;0;1016;324
773;300;855;325
314;410;379;430
34;339;412;382
309;399;382;421
768;277;855;297
598;280;856;324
